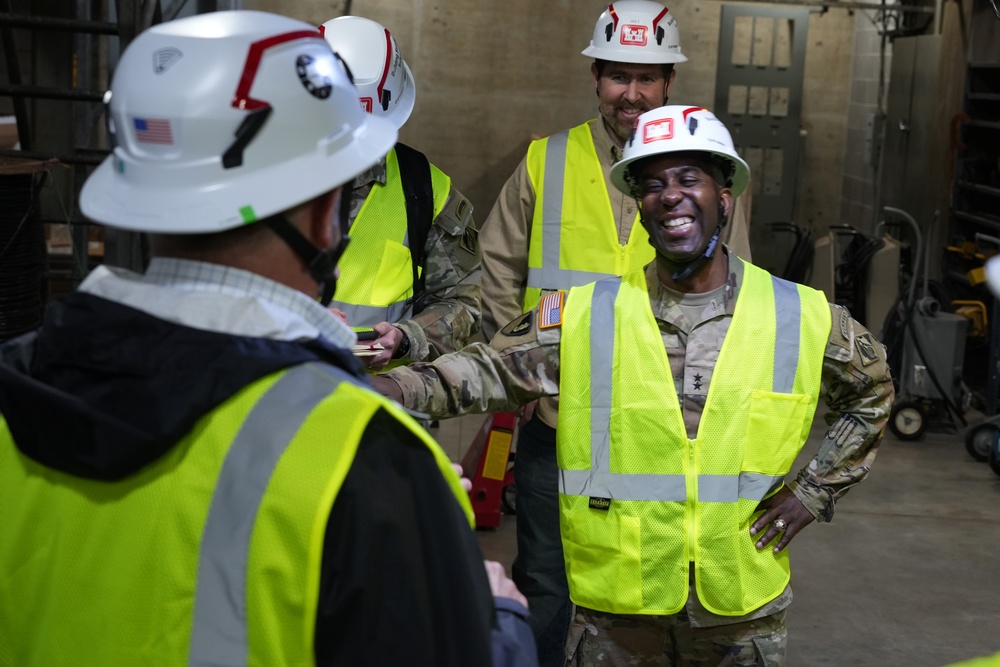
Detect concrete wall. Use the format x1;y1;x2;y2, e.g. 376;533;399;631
245;0;857;241
793;7;854;232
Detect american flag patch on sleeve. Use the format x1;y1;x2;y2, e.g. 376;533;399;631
538;291;565;329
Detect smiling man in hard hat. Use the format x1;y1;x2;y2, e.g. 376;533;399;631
372;105;893;665
0;11;534;666
475;3;752;663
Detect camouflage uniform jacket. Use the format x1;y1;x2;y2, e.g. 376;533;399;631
348;155;482;362
382;251;894;626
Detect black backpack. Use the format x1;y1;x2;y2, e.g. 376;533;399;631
394;142;433;316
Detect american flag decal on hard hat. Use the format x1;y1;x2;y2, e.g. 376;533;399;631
133;117;173;145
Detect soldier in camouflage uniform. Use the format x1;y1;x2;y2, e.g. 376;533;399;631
322;16;481;370
372;106;893;666
343;158;481;367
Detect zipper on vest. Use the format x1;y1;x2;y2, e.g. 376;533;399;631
686;438;697;562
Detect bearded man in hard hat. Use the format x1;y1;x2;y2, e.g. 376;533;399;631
0;11;535;666
372;105;893;665
475;3;752;663
320;16;481;370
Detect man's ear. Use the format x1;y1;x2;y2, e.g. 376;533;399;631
637;200;654;234
308;188;341;249
664;68;677;101
591;62;600;92
719;188;733;226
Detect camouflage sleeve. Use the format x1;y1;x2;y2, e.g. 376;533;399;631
479;156;534;341
789;304;895;522
394;185;483;361
380;308;561;419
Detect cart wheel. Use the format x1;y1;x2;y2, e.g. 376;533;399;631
989;431;1000;477
889;401;927;441
965;423;998;462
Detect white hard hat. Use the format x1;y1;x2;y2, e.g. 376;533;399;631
987;256;1000;298
610;105;750;197
581;1;688;65
80;10;397;234
320;16;415;130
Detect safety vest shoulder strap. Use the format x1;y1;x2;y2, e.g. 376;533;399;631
196;361;473;663
190;361;358;664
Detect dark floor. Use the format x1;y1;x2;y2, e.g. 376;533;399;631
432;413;1000;666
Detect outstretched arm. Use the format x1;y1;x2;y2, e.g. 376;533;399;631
371;309;561;419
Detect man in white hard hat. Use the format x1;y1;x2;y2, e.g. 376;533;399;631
320;16;481;370
0;11;535;666
475;3;752;663
372;105;893;665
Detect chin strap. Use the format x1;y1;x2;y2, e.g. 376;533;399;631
261;214;346;306
670;223;722;283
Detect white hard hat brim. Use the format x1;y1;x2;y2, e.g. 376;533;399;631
581;44;689;64
610;148;750;199
381;60;416;130
81;115;398;234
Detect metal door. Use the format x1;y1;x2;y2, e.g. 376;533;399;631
714;6;810;271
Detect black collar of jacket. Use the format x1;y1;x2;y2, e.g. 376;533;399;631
0;292;367;481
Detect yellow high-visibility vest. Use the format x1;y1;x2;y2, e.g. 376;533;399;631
0;363;471;665
522;120;654;312
332;146;451;326
557;264;830;616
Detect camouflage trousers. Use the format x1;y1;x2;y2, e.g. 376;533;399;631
565;606;787;667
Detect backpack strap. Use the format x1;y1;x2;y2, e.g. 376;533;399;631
394;142;434;316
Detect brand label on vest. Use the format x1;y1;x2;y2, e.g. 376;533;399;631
589;497;612;511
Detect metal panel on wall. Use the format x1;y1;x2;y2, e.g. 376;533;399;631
714;5;810;229
879;35;942;237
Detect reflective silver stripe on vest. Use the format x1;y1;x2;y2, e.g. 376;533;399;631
590;277;621;473
560;468;688;501
328;300;409;328
189;362;349;666
526;266;618;291
771;276;801;394
541;130;569;279
560;278;692;502
697;473;785;503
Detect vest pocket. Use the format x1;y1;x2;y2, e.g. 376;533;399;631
371;240;413;305
562;505;642;610
742;390;810;476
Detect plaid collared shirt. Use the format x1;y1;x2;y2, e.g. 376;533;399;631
81;258;356;349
